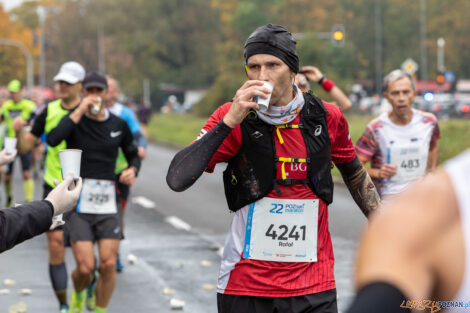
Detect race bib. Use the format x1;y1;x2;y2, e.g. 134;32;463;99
77;179;117;214
388;146;428;182
243;198;318;263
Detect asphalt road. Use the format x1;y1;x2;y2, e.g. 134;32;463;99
0;143;366;313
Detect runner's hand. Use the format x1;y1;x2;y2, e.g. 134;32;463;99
119;167;136;186
379;164;398;179
138;147;146;159
45;173;83;216
12;116;27;133
223;80;271;128
300;66;323;82
0;149;17;165
78;95;100;115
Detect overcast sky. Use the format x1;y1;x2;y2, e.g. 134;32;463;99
0;0;23;11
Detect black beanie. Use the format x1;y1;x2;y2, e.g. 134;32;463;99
244;24;299;73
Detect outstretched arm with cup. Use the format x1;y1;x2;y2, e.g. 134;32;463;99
300;66;352;111
0;174;82;253
166;80;269;192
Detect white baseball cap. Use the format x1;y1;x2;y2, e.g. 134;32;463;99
53;61;85;84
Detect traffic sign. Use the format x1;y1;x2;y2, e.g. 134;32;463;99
444;70;456;83
401;58;418;75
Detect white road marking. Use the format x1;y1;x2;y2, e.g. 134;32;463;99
132;196;156;209
165;216;191;232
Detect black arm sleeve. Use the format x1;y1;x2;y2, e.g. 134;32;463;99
121;122;141;175
336;156;381;218
31;107;47;138
347;282;411;313
166;120;233;192
0;200;54;253
46;114;75;147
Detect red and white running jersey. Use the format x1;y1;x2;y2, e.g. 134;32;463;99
198;101;356;297
355;109;440;197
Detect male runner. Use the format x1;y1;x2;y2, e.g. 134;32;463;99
167;24;380;313
347;149;470;313
356;69;440;198
1;79;37;206
47;71;141;313
13;61;86;313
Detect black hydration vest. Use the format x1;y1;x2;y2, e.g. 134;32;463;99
222;92;333;212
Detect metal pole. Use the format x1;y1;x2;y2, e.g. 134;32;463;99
0;39;34;96
420;0;428;91
437;37;445;72
98;23;106;73
37;6;46;90
375;0;383;96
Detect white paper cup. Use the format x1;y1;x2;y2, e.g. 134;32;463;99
256;81;273;113
4;137;17;154
59;149;82;179
53;149;82;226
91;96;101;115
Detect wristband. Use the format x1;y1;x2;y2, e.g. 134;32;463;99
321;79;335;92
317;75;325;84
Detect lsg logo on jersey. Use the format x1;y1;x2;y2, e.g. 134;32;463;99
290;163;307;172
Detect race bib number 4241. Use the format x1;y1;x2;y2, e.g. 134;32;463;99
243;198;319;263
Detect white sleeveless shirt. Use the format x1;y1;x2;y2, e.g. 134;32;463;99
446;149;470;310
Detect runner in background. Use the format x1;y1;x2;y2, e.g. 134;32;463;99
355;70;440;199
47;71;141;313
295;66;352;112
104;76;147;273
1;79;36;206
13;61;86;313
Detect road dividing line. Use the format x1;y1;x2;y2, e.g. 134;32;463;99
132;196;156;209
165;216;191;231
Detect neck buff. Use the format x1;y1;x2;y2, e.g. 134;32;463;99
256;84;304;125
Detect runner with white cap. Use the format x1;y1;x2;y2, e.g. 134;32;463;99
13;61;86;313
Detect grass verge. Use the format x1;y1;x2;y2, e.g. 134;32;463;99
148;113;470;168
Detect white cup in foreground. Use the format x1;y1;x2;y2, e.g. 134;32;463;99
4;137;17;154
58;149;82;179
256;81;273;113
52;149;82;228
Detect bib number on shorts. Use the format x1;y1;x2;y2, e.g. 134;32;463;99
243;198;318;263
388;146;428;182
77;179;117;214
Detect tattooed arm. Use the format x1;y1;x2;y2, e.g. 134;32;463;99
336;156;381;218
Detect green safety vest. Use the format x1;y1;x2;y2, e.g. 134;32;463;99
44;99;69;188
1;99;37;138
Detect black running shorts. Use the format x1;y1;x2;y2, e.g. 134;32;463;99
64;203;123;243
217;289;338;313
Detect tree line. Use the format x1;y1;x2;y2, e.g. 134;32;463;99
1;0;469;115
